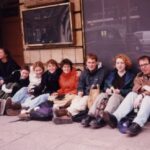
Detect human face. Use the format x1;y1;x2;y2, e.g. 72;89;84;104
139;59;150;75
34;66;44;77
115;58;126;72
62;64;71;74
21;70;29;79
86;58;97;71
0;48;7;60
47;63;57;74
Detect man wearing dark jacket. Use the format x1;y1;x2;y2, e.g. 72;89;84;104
0;66;30;98
67;53;105;116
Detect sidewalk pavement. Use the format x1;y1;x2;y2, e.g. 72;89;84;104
0;116;150;150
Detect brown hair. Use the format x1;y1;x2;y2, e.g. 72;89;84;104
86;53;98;62
60;58;73;70
46;59;58;68
32;61;45;72
114;54;132;70
138;55;150;63
21;65;30;72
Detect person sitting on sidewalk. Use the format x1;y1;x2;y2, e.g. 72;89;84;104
102;55;150;136
53;53;105;124
0;65;30;115
19;59;78;121
0;65;30;98
81;54;135;128
5;61;45;115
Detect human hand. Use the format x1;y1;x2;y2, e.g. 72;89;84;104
113;89;120;94
78;91;83;97
142;85;150;92
28;87;34;94
106;88;113;95
51;92;58;96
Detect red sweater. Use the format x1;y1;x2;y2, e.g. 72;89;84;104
57;68;78;95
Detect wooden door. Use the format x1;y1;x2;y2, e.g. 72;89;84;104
1;16;24;66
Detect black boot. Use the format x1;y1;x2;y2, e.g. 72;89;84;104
90;117;106;129
81;115;95;127
103;111;118;128
127;122;142;136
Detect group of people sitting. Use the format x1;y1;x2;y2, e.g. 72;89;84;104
0;47;149;137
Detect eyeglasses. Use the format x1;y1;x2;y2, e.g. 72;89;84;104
139;63;150;68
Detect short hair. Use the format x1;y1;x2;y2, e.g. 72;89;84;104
46;59;58;68
0;47;11;58
60;58;73;70
114;54;132;70
76;68;82;72
21;65;30;72
138;55;150;63
32;61;45;72
86;53;98;62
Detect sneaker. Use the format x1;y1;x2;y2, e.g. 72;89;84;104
18;113;30;121
81;115;95;127
102;111;118;128
6;108;21;116
90;117;106;129
126;122;142;136
52;116;73;124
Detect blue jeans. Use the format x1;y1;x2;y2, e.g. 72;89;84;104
24;93;49;111
113;92;150;127
12;87;31;104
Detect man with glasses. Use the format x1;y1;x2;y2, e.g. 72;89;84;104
103;55;150;136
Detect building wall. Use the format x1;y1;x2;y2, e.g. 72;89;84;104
1;17;24;65
19;0;84;68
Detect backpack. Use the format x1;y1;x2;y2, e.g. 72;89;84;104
30;101;53;121
87;84;100;109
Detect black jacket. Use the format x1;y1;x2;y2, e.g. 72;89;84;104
103;69;135;97
0;58;20;80
3;70;29;96
78;66;105;95
34;68;62;96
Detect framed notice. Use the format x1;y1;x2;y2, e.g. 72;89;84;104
22;2;74;47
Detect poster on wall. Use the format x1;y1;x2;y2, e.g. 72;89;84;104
82;0;150;70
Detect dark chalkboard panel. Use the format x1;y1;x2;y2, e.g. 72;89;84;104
22;2;73;46
82;0;150;70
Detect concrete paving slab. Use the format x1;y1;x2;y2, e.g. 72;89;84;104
0;116;150;150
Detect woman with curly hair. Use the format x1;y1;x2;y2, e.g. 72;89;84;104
81;54;135;128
